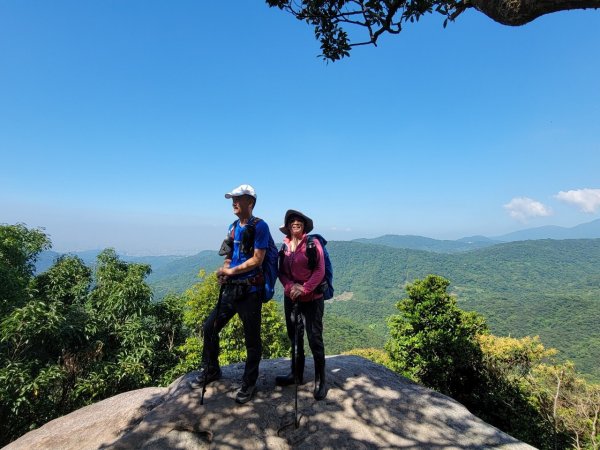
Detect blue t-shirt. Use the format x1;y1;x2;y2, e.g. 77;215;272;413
228;217;270;288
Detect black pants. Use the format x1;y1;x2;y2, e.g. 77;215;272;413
284;296;325;366
202;285;262;386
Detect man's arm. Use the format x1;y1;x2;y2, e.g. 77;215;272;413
218;248;266;277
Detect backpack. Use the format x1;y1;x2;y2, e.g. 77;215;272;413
280;234;334;300
229;217;279;302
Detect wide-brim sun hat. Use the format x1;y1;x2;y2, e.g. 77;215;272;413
225;184;256;199
279;209;314;235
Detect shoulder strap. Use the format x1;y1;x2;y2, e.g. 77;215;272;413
239;217;262;256
229;220;239;239
306;235;317;271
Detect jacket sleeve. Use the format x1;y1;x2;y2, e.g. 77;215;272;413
302;238;325;295
278;249;294;297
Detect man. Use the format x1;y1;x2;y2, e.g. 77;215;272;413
192;184;272;404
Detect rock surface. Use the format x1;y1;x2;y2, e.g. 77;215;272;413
5;355;534;449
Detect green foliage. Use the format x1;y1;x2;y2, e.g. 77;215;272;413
342;348;393;369
0;226;189;446
475;334;562;448
34;255;91;305
267;0;594;61
528;362;600;449
385;275;487;401
384;276;600;449
90;249;153;322
149;293;189;385
324;311;386;355
266;0;459;61
0;224;50;317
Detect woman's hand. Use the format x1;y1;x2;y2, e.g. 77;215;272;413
290;283;305;300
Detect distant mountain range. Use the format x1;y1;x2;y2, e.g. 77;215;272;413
354;218;600;253
36;219;600;273
35;250;185;275
37;219;600;267
493;218;600;241
353;235;502;253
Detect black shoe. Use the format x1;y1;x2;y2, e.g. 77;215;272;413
190;367;222;388
235;383;256;404
275;372;305;386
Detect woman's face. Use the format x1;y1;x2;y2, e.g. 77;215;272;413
288;217;305;238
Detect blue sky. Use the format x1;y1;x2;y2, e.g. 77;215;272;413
1;1;599;255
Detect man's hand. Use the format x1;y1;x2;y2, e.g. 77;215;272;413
217;259;232;284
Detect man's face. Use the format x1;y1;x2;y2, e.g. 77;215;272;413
231;195;254;216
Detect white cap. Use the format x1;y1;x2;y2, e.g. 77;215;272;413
225;184;257;199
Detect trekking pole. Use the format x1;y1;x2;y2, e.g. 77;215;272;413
293;300;299;429
201;284;224;405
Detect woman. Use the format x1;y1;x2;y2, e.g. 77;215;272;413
276;209;328;400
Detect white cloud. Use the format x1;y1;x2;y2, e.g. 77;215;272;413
555;188;600;213
503;197;553;222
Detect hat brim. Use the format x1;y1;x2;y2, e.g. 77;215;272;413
224;193;256;199
280;209;314;235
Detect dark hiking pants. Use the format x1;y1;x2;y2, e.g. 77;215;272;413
283;296;325;368
202;285;262;386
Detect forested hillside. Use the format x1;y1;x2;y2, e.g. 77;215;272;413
145;251;224;299
147;239;600;380
332;239;600;380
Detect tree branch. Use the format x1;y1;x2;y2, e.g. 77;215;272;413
469;0;600;26
267;0;600;61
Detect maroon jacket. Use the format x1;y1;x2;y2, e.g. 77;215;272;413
278;234;325;302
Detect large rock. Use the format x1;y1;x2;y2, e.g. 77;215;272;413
5;356;534;449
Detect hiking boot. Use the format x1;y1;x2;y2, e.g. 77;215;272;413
190;366;222;389
275;372;305;386
314;378;328;400
276;355;305;386
313;359;328;401
235;383;256;404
